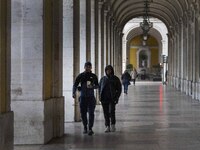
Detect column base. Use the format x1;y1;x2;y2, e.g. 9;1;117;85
0;111;14;150
12;97;64;144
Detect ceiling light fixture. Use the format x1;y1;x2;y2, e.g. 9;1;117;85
140;0;153;41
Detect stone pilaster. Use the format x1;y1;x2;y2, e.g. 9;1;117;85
73;0;81;122
63;0;75;122
0;0;13;150
98;1;103;78
90;0;96;72
103;9;108;66
11;0;64;144
110;18;114;65
80;0;87;72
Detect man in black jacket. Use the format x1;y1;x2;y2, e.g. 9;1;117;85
72;61;98;135
99;65;122;132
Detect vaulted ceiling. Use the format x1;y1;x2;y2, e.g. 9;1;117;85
104;0;199;33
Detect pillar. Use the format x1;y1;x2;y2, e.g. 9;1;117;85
180;19;185;92
90;0;96;72
107;13;111;64
80;0;87;71
113;27;121;77
197;16;200;100
98;1;103;78
0;0;13;150
11;0;64;144
63;0;74;122
182;16;188;94
103;9;108;66
73;0;81;122
110;18;114;66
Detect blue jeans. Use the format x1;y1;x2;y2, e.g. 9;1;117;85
123;80;129;93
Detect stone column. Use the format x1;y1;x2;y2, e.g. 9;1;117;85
86;0;91;61
110;18;114;65
100;5;105;77
113;24;117;74
185;19;190;95
119;32;123;75
107;14;111;64
114;27;121;77
51;0;64;138
73;0;81;122
188;15;193;96
98;1;103;78
63;0;74;122
182;16;188;93
90;0;95;72
80;0;87;72
197;16;200;100
11;0;64;144
172;35;176;87
167;33;173;86
174;30;178;88
94;0;99;75
180;19;185;92
176;23;181;90
103;9;108;68
192;10;198;99
0;1;13;150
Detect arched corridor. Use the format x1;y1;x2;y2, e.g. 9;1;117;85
15;82;200;150
1;0;200;149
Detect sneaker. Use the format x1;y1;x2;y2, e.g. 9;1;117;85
83;127;87;134
104;126;110;133
110;124;116;132
88;129;94;136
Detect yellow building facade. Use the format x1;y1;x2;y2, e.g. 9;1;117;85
129;35;159;71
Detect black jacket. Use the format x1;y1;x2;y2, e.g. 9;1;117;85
99;65;122;103
73;71;98;97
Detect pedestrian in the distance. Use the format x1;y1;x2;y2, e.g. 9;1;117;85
121;70;131;94
130;67;138;85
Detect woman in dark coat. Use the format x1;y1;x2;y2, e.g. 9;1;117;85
121;70;131;94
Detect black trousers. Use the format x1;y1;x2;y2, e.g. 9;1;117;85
79;96;96;130
101;102;116;126
132;79;136;85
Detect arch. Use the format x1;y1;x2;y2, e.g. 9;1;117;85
109;0;190;33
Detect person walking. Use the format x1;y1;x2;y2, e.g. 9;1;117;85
130;67;138;85
72;61;98;135
99;65;122;133
121;70;131;94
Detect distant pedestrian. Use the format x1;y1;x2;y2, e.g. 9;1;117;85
130;67;138;85
121;70;131;94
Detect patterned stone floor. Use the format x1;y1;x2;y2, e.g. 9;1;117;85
14;82;200;150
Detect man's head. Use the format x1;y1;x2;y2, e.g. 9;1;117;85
84;61;92;72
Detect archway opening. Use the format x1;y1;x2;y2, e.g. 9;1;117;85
122;17;168;82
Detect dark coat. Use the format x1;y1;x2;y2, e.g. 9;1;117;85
121;72;131;85
99;65;122;103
